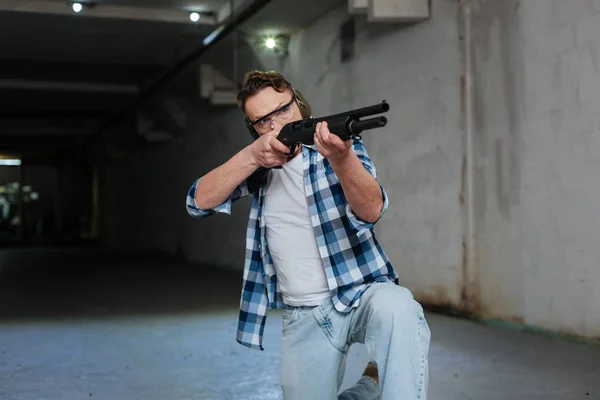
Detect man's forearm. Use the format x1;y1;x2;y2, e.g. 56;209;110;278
194;146;257;209
329;152;383;223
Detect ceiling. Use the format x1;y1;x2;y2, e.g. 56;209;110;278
0;0;344;157
96;0;226;10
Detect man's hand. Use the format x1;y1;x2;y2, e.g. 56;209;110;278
314;121;353;162
314;121;383;223
249;130;292;168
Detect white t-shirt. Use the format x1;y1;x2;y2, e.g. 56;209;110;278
263;153;330;306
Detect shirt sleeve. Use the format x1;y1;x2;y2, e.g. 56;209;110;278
186;176;251;218
345;139;389;235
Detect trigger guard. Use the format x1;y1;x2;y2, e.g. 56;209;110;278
287;144;298;157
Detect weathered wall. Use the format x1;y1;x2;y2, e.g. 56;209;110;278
275;0;466;308
467;0;600;338
101;0;600;339
101;102;253;270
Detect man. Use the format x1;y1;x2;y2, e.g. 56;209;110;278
186;70;430;399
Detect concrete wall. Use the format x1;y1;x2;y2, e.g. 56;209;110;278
270;0;600;340
101;103;253;269
273;0;465;308
101;0;600;340
467;0;600;338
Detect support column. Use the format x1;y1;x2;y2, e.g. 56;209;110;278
16;163;24;240
54;163;64;241
90;164;99;239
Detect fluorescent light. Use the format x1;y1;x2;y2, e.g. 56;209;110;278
0;159;21;166
72;2;83;12
203;25;224;46
190;12;200;22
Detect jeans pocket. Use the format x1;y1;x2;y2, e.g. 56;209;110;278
313;301;350;353
282;308;301;331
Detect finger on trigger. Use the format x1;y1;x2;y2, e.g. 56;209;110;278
314;133;321;147
272;140;291;154
320;127;328;143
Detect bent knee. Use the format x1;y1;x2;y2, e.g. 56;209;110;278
368;284;422;326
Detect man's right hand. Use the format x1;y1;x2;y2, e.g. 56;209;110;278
249;130;291;168
193;130;291;210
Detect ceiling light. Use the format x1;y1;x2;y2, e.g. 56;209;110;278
0;159;21;166
190;12;200;22
265;38;276;49
72;2;83;12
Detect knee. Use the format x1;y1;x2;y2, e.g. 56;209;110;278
368;284;421;330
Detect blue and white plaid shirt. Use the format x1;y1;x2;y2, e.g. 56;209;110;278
186;139;398;350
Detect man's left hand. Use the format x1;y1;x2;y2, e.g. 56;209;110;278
314;121;353;162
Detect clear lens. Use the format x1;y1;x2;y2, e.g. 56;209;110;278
254;102;294;132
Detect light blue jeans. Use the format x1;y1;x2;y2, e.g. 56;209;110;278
280;281;430;400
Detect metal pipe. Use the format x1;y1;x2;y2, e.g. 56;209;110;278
0;79;138;94
0;0;215;25
462;3;477;312
232;0;238;88
87;0;273;143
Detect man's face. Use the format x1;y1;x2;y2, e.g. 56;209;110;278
244;87;302;137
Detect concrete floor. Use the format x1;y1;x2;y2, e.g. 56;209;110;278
0;247;599;399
